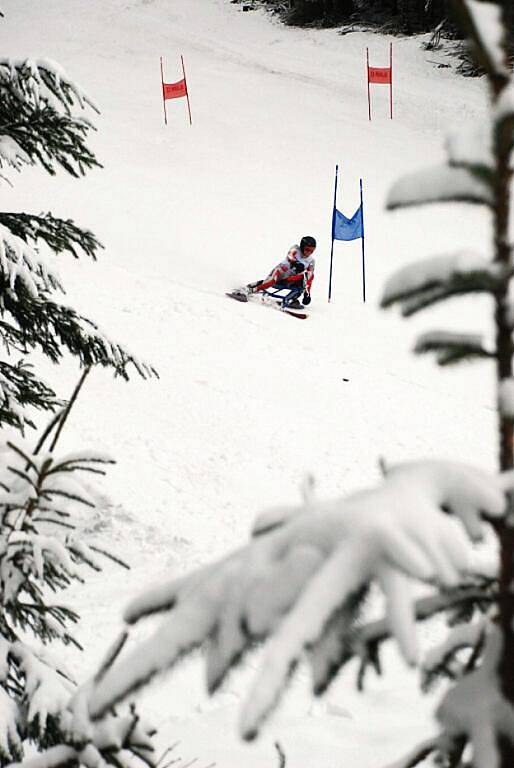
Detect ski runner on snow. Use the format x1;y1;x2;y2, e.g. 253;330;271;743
246;236;316;310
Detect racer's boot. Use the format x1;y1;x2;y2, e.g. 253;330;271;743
286;299;304;310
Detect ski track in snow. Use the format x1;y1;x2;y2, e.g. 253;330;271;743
2;0;498;765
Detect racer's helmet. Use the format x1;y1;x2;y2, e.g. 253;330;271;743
300;236;317;255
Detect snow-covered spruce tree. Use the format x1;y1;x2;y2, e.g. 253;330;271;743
0;56;154;432
0;370;156;767
0;37;158;768
381;1;514;764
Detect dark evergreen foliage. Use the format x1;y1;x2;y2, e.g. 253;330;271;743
285;0;356;26
240;0;514;60
0;56;156;432
0;58;101;178
0;212;101;260
238;0;453;30
0;361;59;429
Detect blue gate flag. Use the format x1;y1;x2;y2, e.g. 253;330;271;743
333;205;363;241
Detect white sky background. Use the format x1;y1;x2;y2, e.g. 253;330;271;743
0;0;504;765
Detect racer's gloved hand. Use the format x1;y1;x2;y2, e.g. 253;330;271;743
302;291;311;306
292;260;306;274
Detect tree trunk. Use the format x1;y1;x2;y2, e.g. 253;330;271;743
490;4;514;765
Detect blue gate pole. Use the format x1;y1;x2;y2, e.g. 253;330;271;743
360;178;366;303
328;164;339;303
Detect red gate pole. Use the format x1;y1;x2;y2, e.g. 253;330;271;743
366;48;372;121
160;56;168;126
389;42;393;120
181;55;193;126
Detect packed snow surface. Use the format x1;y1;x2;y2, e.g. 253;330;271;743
1;0;502;765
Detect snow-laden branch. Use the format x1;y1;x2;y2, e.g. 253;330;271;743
0;212;103;261
387;165;493;210
0;57;100;179
383;736;440;768
10;698;156;768
10;745;77;768
0;58;97;117
70;316;157;381
0;436;118;621
0;135;30;173
338;581;496;692
414;331;494;366
422;618;486;681
88;461;509;740
11;642;74;730
381;251;500;317
0;687;22;762
0;427;158;768
437;627;514;768
0;223;63;299
446;125;494;172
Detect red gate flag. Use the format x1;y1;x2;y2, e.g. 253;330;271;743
160;55;193;126
366;43;393;120
163;79;187;100
368;66;391;84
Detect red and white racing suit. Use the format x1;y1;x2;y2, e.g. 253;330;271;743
253;245;315;294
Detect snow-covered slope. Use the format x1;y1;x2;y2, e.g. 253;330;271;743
2;1;498;765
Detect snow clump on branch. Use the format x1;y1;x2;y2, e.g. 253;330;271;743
88;460;508;741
